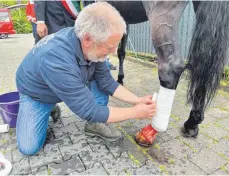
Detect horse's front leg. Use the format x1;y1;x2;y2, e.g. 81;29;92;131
135;1;188;147
117;25;129;85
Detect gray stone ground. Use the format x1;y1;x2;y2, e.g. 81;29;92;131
1;34;229;175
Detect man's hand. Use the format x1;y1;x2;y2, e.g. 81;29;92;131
137;95;154;105
133;102;156;119
37;23;48;38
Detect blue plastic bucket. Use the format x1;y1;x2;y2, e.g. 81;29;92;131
0;92;19;128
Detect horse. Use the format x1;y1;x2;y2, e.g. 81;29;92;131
85;1;229;146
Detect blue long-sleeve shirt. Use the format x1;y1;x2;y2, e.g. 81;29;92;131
16;27;119;122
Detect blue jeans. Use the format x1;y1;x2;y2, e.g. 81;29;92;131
88;60;110;106
16;61;110;155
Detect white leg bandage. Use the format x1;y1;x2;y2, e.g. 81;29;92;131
151;86;176;132
0;124;9;133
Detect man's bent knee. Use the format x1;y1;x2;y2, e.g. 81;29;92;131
18;141;43;156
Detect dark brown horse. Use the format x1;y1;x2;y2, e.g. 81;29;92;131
85;1;229;146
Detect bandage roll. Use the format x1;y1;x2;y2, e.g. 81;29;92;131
0;153;12;176
151;86;176;132
0;124;9;133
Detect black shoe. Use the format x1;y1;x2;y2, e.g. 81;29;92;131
50;105;61;123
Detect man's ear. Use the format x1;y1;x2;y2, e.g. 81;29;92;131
82;33;93;48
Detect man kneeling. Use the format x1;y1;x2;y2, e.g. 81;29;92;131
15;2;156;156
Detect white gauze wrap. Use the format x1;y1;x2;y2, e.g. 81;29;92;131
0;152;12;176
0;124;9;133
151;86;176;132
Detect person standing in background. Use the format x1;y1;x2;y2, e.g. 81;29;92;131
25;0;37;43
35;1;80;43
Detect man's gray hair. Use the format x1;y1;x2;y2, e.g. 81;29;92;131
74;2;126;43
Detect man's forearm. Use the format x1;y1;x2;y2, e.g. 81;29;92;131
107;106;135;123
112;85;139;105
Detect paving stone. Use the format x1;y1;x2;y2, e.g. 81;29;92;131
58;102;66;107
86;137;108;151
44;135;72;154
8;136;17;150
157;126;181;143
35;147;46;156
68;110;76;116
99;152;141;175
74;120;87;132
12;148;28;163
205;107;229;121
48;117;63;128
211;168;229;175
69;132;87;144
220;99;229;112
210;139;229;158
60;109;71;117
176;134;214;154
48;154;85;175
52;123;79;138
211;164;229;175
133;119;151;129
0;146;13;163
133;160;163;175
60;115;82;126
29;147;63;172
32;165;49;175
213;93;229;106
198;113;219;127
59;140;90;160
171;101;191;122
119;119;150;137
153;138;193;161
70;162;108;175
118;123;137;137
200;123;229;141
0;133;11;149
106;137;132;158
108;100;118;107
10;158;31;175
166;157;205;175
188;147;228;174
79;145;114;169
216;117;229;131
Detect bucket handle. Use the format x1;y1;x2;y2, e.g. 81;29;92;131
0;100;20;105
0;107;18;116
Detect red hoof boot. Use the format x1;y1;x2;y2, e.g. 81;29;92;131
134;124;158;148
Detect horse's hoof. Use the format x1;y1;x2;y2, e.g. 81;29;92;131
134;125;158;148
180;126;198;138
134;135;153;148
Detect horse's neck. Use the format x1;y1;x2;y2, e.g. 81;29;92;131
142;1;188;18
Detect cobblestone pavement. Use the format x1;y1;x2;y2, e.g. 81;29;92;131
1;34;229;175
